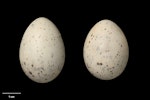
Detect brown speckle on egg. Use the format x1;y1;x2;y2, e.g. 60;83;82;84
41;67;44;71
99;52;102;55
110;70;113;75
97;62;103;66
29;71;32;75
24;62;26;66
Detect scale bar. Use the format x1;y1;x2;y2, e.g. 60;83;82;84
2;92;21;94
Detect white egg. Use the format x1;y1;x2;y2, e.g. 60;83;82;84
83;19;129;80
19;17;65;83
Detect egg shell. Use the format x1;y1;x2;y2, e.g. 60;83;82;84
19;17;65;83
83;19;129;80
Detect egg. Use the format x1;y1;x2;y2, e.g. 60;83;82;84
83;19;129;80
19;17;65;83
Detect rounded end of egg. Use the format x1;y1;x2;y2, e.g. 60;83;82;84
19;17;65;83
83;19;129;80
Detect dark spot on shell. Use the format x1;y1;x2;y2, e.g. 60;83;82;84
24;62;26;65
41;67;44;71
104;28;106;30
106;65;108;67
97;62;103;65
116;54;119;57
29;71;32;75
45;78;47;80
121;44;123;47
31;64;34;67
110;71;113;74
100;52;102;55
89;41;90;44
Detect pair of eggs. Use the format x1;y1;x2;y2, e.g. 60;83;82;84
19;17;129;83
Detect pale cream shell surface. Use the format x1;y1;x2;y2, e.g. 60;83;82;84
19;17;65;83
83;19;129;80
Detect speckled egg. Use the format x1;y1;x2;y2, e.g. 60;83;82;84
83;19;129;80
19;17;65;83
